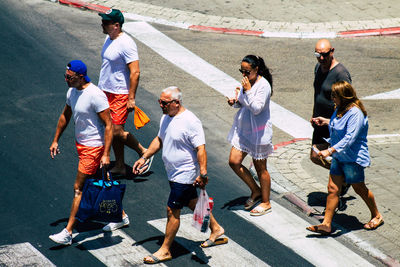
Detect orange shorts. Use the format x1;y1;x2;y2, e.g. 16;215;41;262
76;142;105;175
104;92;129;125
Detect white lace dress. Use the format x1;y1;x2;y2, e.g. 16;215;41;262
227;76;273;160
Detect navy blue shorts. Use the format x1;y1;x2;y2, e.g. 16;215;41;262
330;158;365;184
167;181;198;209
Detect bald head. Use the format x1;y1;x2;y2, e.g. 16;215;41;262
315;39;332;51
314;39;336;71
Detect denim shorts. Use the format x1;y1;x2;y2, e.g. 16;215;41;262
330;158;365;184
167;181;198;209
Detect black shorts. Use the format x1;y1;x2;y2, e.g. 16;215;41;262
167;181;198;209
312;125;330;145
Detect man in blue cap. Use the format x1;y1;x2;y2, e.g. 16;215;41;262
98;9;153;181
48;60;113;245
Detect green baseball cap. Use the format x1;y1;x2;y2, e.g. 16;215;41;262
99;9;124;24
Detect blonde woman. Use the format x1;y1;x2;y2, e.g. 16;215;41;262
307;81;383;235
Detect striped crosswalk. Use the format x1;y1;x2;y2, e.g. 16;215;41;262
234;202;374;267
1;14;387;267
148;214;270;266
74;229;160;266
2;204;377;266
0;242;55;267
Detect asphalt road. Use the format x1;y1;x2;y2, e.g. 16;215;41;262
0;0;397;266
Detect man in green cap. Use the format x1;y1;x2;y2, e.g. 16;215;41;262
98;10;153;174
97;8;153;231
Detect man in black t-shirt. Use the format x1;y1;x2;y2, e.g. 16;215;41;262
310;39;351;168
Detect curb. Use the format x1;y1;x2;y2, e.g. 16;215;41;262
57;0;400;39
59;0;108;13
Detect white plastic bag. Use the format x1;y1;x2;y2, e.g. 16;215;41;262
192;189;210;232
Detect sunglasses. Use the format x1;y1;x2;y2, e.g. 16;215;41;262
314;49;332;58
158;99;177;106
64;74;78;80
239;69;252;75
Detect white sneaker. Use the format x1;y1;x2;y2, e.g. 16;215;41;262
49;228;72;245
102;215;130;232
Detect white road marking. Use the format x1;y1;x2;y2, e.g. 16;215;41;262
74;229;165;266
124;13;190;30
0;242;55;267
233;201;374;267
123;21;313;139
362;88;400;100
147;214;270;266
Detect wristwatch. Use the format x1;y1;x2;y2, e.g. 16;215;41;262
200;173;208;179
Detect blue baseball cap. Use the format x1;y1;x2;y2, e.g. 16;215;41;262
66;60;91;82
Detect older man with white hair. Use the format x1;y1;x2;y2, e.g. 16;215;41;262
133;86;228;264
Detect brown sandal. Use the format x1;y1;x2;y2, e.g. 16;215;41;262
306;225;331;235
364;217;384;230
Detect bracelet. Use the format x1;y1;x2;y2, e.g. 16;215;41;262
328;148;333;155
141;156;148;161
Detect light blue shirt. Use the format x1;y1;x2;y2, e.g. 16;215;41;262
328;106;370;167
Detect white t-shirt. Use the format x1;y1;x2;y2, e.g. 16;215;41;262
66;83;109;147
157;110;205;184
98;32;139;94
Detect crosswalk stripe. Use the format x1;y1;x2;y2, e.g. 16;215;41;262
148;214;270;266
233;201;374;267
0;242;55;267
74;229;165;266
123;21;313;139
362;88;400;100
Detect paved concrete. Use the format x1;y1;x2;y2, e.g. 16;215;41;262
269;135;400;265
53;0;400;265
64;0;400;37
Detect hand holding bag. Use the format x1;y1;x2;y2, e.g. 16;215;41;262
76;169;126;223
192;189;211;232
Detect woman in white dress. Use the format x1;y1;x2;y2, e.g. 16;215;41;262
227;55;274;216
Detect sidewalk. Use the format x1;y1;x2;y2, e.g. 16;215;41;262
60;0;400;37
269;135;400;266
54;0;400;265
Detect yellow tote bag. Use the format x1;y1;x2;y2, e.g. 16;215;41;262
134;106;150;129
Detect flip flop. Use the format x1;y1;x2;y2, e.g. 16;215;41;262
306;225;331;235
244;195;261;210
140;155;154;175
200;237;228;248
143;254;172;264
364;217;384;230
249;205;271;216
